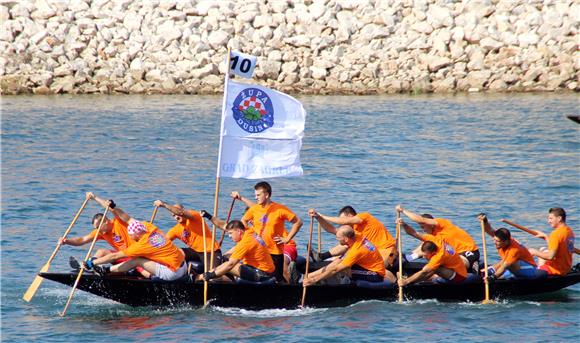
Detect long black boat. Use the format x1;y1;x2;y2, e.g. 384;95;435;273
40;267;580;309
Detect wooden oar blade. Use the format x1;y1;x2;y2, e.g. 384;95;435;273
22;262;51;302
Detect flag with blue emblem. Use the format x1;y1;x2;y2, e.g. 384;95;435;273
217;53;306;179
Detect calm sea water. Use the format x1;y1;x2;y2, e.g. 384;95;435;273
1;93;579;342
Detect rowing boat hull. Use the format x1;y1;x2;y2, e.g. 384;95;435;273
39;271;580;309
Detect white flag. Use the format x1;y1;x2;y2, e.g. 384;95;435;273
219;136;303;179
217;80;306;179
221;80;305;140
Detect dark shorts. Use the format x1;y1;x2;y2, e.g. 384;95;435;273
239;264;274;282
350;264;384;282
182;248;222;265
271;254;285;283
460;250;480;270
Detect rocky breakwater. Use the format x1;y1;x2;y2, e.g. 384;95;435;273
1;0;578;95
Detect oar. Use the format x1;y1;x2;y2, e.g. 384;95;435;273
149;205;159;224
396;212;403;303
218;198;236;247
301;216;315;307
201;211;209;308
317;222;322;252
23;197;90;302
480;219;493;304
60;206;110;317
500;219;541;236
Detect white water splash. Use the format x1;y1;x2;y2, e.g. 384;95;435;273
212;306;327;318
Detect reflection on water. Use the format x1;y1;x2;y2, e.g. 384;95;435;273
1;93;578;342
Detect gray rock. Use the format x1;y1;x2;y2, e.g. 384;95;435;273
207;30;229;49
260;60;281;79
202;74;221;86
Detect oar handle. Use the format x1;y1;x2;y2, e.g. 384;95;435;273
149;206;159;224
480;219;491;303
396;211;403;303
201;211;209;307
218;198;236;246
501;219;539;236
317;222;322;252
301;216;315;307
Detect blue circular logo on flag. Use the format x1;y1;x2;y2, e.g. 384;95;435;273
232;88;274;133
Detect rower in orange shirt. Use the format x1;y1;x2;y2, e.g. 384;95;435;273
198;220;275;283
235;181;303;283
528;207;575;276
85;201;186;281
478;214;546;279
308;206;397;268
303;226;396;286
397;205;480;273
231;191;299;283
154;200;222;269
398;238;468;286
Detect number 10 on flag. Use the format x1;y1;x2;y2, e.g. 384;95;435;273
229;51;257;79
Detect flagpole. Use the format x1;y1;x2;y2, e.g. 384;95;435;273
210;47;232;270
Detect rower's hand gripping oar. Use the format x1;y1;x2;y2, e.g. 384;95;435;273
59;205;110;317
301;216;315;307
23;197;90;302
479;214;493;304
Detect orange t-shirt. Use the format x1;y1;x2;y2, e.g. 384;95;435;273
353;213;396;250
431;218;478;253
230;230;275;273
89;217;133;251
242;202;297;255
425;237;468;278
544;224;575;275
166;210;220;252
498;238;536;266
123;222;184;271
341;233;386;277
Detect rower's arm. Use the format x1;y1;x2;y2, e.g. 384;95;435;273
309;210;338;234
399;219;424;241
91;193;129;222
231;191;256;208
208;216;227;230
155;200;197;220
322;215;362;226
401;265;433;286
93;251;126;266
61;233;93;246
494;261;511;278
529;247;556;261
284;216;303;242
213;258;238;277
397;205;437;226
304;259;344;285
478;214;495;237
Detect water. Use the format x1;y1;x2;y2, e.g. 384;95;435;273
1;93;579;342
